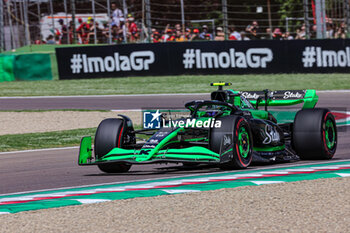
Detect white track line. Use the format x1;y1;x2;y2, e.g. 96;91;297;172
111;109;142;112
0;146;78;155
0;159;349;197
317;90;350;93
0;90;348;99
0;93;208;99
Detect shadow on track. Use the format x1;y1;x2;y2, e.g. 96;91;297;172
83;164;222;176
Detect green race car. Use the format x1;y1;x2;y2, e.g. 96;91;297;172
78;82;337;173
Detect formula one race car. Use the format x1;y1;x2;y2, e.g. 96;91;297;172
78;82;337;173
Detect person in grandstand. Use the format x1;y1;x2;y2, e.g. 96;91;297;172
111;25;123;44
272;28;283;40
127;14;139;42
175;24;182;32
262;27;272;39
152;31;161;43
68;20;76;44
111;2;125;27
175;30;186;42
240;31;250;40
214;27;225;41
310;25;317;39
46;35;56;44
184;28;192;40
229;26;241;40
295;24;306;39
283;31;294;40
162;28;175;42
199;25;213;40
245;20;261;40
76;18;89;44
58;19;68;44
204;33;212;40
189;28;202;41
86;17;104;43
326;22;334;39
335;22;347;39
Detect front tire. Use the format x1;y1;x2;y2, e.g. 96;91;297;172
293;108;337;159
94;118;131;173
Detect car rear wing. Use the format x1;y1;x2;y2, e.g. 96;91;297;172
240;89;318;109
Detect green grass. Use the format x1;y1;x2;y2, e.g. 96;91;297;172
3;44;105;54
0;109;110;112
3;44;107;80
0;74;349;96
0;128;97;152
0;124;143;152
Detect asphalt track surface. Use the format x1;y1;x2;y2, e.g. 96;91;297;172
0;92;349;110
0;92;349;195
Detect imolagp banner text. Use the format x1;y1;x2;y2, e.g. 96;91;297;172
56;39;350;79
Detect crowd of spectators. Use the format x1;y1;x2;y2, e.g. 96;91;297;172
45;3;348;45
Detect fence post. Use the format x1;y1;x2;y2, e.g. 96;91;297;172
315;0;322;39
71;0;77;44
49;0;55;43
0;0;4;52
64;0;69;43
267;0;273;39
180;0;185;36
6;0;15;50
92;0;97;44
14;0;19;47
303;0;310;39
106;0;112;44
141;0;145;41
321;0;326;38
24;0;31;45
221;0;228;40
345;0;350;38
37;0;42;43
145;0;152;43
122;0;128;43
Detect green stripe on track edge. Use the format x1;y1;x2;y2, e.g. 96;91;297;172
0;161;350;214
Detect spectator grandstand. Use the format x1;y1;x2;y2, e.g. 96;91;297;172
1;0;349;51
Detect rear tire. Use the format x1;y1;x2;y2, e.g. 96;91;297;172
94;118;131;173
210;116;253;170
293;108;337;159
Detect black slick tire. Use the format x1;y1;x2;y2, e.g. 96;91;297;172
210;115;253;170
94;118;131;173
293;108;337;159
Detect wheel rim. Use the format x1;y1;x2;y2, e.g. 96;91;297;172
238;126;250;158
324;119;336;150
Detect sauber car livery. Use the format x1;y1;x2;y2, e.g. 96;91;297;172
78;83;337;173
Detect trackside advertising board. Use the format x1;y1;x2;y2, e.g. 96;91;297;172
56;39;350;79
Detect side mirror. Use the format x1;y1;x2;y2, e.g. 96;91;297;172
255;97;262;110
263;89;270;111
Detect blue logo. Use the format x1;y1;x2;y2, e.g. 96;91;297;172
143;110;162;129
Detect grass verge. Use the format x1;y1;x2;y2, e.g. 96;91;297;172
0;73;350;96
0;109;110;112
0;125;143;152
0;128;96;152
